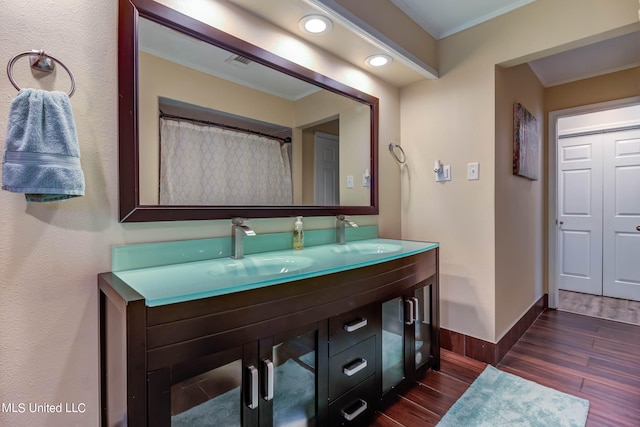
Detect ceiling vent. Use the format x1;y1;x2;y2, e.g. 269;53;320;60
225;54;252;68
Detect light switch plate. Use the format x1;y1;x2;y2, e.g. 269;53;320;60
346;175;354;188
467;162;479;180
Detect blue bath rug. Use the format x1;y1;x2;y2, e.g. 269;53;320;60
437;365;589;427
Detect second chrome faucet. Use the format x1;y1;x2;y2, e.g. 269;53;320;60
231;217;256;259
336;214;358;245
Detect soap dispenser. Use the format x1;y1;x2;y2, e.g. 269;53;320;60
293;216;304;250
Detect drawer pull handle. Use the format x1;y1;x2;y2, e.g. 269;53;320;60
343;358;368;376
412;297;420;322
246;365;258;410
263;359;274;401
341;399;368;421
344;317;368;332
405;298;415;325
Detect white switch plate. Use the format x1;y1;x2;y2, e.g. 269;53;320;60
346;175;354;188
362;174;370;187
435;165;451;182
467;162;479;180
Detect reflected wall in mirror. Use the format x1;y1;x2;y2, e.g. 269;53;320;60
119;0;379;222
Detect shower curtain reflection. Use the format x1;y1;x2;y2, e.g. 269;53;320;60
160;118;293;205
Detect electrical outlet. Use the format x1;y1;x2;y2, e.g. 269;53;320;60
467;162;479;180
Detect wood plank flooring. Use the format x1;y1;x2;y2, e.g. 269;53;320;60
371;309;640;427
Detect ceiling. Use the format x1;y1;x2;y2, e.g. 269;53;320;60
390;0;536;40
229;0;432;86
389;0;640;87
225;0;639;88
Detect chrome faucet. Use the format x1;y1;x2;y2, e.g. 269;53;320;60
336;215;358;245
231;217;256;259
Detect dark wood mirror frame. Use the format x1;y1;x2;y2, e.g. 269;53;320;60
118;0;379;222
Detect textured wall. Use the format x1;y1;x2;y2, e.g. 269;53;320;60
0;1;398;425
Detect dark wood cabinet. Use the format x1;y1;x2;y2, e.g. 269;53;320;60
147;322;328;427
381;275;440;400
99;248;438;426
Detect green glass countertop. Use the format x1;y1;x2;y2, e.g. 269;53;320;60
114;238;438;307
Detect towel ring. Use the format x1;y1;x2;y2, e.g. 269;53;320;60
7;50;76;97
388;143;406;164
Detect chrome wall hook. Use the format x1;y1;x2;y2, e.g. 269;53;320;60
29;49;55;73
388;143;406;164
7;49;76;97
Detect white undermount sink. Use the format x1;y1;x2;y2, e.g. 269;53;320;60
331;242;403;255
207;255;315;277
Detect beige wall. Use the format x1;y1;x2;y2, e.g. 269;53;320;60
545;66;640;113
400;0;639;343
0;1;399;425
495;64;545;340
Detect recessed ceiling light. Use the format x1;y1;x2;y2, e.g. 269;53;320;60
366;54;392;67
299;15;333;35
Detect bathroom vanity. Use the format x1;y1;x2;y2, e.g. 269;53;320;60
99;238;439;426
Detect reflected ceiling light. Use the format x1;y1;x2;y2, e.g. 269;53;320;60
365;54;392;67
299;15;333;35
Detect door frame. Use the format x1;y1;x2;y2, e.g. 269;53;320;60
547;96;640;309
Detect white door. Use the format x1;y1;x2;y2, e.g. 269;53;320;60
558;133;604;295
602;128;640;300
314;132;339;205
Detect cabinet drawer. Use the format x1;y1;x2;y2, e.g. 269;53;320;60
329;335;376;401
329;376;377;426
329;304;377;356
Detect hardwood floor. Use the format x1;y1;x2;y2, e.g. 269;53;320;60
371;309;640;427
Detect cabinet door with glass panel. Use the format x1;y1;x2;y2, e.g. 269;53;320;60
380;275;439;396
150;322;328;427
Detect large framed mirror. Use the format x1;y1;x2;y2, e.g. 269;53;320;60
118;0;379;222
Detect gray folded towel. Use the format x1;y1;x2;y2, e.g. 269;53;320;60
2;88;85;202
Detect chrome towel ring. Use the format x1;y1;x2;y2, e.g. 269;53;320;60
388;143;406;164
7;50;76;97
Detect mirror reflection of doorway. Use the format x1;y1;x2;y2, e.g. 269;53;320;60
314;132;339;206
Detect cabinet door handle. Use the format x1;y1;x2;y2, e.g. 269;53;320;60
412;297;420;323
246;365;258;409
263;359;274;401
341;399;368;421
636;225;640;231
343;358;368;377
344;317;368;332
405;298;415;325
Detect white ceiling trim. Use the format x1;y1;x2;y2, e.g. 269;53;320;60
309;0;439;79
439;0;536;39
390;0;536;40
